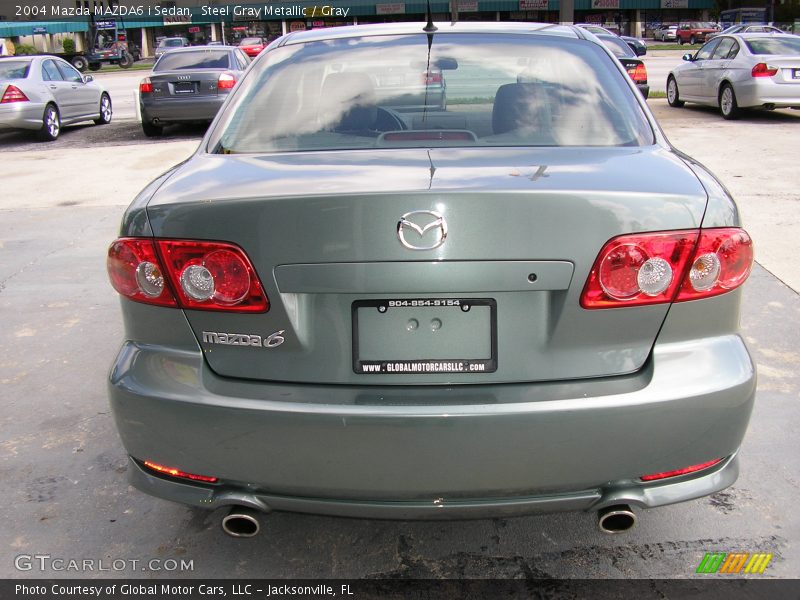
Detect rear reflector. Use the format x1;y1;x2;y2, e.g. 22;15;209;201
581;228;753;309
751;63;778;78
139;77;153;93
1;85;29;103
640;458;723;481
218;72;237;89
143;460;218;483
107;238;269;312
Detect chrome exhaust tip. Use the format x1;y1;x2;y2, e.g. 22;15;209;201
221;506;262;538
597;504;637;534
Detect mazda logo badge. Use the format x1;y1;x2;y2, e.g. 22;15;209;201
397;211;447;250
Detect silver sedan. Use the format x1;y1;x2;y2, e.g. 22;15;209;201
0;55;112;141
667;33;800;119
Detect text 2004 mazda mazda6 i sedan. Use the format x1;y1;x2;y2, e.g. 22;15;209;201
107;22;756;538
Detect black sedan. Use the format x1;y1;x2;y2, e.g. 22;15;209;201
139;46;250;137
597;34;649;99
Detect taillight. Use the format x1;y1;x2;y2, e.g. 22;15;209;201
751;63;778;78
676;228;753;302
142;460;218;483
217;72;236;90
107;239;177;307
640;458;723;481
107;238;269;312
627;63;648;83
1;85;29;103
581;228;752;309
422;71;442;85
139;77;153;93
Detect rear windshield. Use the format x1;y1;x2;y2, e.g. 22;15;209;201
211;33;653;153
155;50;231;71
160;38;185;48
745;37;800;55
0;60;31;79
599;36;634;58
240;38;262;45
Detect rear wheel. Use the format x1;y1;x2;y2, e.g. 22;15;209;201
142;120;163;137
678;37;684;45
689;35;696;45
94;93;112;125
719;83;740;120
88;63;101;72
71;56;88;72
118;53;133;69
38;104;61;142
667;76;684;108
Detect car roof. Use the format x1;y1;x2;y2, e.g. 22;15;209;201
158;45;233;53
280;21;582;46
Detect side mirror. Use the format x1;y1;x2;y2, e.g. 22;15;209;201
682;53;694;61
83;74;94;83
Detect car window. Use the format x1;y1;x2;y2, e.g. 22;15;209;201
725;40;740;59
599;36;634;59
712;38;735;59
240;38;262;45
0;60;31;79
154;50;232;71
747;27;765;33
211;33;654;153
160;38;185;48
235;50;249;70
745;37;800;54
695;38;721;60
55;60;83;82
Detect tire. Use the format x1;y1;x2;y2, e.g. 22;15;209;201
689;35;696;45
719;83;740;120
88;63;101;72
667;76;685;108
38;104;61;142
71;56;88;72
94;93;112;125
142;120;163;137
678;37;684;45
118;53;133;69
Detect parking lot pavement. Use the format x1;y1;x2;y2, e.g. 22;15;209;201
0;99;798;579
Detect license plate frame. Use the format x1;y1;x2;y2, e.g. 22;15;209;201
793;69;800;80
352;298;497;375
173;82;196;94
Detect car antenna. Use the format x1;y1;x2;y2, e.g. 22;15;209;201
423;0;437;32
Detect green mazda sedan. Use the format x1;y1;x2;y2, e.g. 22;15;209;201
107;22;756;537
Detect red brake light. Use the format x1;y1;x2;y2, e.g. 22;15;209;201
218;72;236;90
628;63;648;83
640;458;723;481
1;85;29;103
143;460;218;483
107;239;177;307
751;62;778;77
581;228;752;309
422;71;442;85
107;238;269;312
139;77;153;93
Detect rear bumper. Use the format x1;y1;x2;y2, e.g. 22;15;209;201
733;79;800;109
0;102;45;131
140;95;226;123
109;323;755;518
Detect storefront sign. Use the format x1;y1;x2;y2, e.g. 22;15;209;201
591;0;620;8
95;20;116;30
660;0;688;7
289;21;307;31
458;0;479;12
376;3;406;15
188;26;200;33
33;26;47;34
519;0;548;9
163;14;191;26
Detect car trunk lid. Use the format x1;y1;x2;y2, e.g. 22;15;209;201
144;147;708;385
148;70;230;98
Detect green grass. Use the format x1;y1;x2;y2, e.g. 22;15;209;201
449;96;494;105
648;43;698;51
648;90;667;99
91;62;153;73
